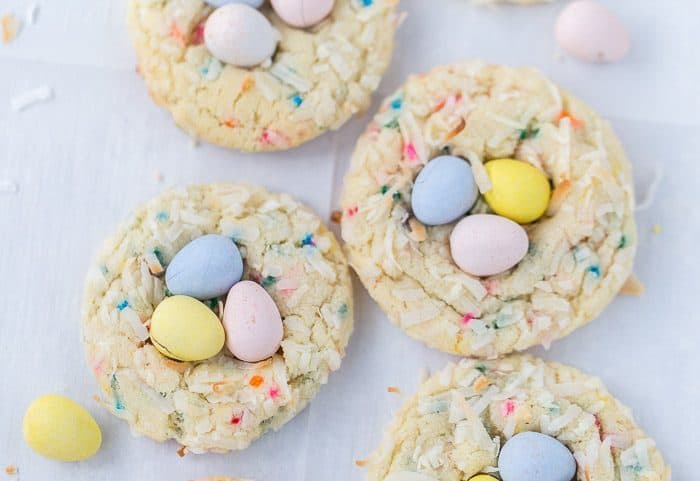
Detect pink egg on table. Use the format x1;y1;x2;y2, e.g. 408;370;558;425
449;214;529;277
223;281;284;363
555;0;630;63
271;0;335;28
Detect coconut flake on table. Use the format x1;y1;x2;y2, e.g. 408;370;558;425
10;85;53;112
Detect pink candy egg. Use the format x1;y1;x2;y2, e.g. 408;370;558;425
450;214;529;277
555;0;630;63
271;0;335;28
223;281;284;363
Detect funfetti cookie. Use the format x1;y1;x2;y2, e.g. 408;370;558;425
365;355;671;481
128;0;399;152
82;184;353;453
341;62;636;358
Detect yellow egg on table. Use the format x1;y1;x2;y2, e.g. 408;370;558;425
468;475;499;481
484;158;551;224
149;295;225;362
23;395;102;461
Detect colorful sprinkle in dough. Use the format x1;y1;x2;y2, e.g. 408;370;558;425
82;184;353;452
365;355;670;481
341;62;637;357
127;0;399;151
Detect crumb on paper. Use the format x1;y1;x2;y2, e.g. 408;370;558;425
189;137;200;149
0;180;18;194
2;13;21;43
176;445;187;457
10;85;53;112
92;394;101;403
620;274;645;296
330;210;342;224
636;164;664;212
26;4;39;25
652;224;662;234
5;465;17;475
355;459;368;467
387;386;401;394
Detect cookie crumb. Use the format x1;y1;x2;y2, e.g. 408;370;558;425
387;386;401;394
330;210;342;223
355;459;368;467
5;465;17;475
10;85;53;112
176;445;188;457
1;13;21;43
620;274;645;296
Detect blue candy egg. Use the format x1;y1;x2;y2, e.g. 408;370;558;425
411;155;479;226
498;432;576;481
205;0;264;8
165;234;243;300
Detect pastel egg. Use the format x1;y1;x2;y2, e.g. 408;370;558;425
165;234;243;300
205;0;264;7
450;214;529;277
411;155;479;226
150;295;225;362
484;159;551;224
555;0;630;63
271;0;335;28
223;281;283;363
23;395;102;461
204;4;278;67
498;431;576;481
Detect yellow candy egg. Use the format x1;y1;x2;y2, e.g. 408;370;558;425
469;476;499;481
23;395;102;461
150;295;225;362
484;158;551;224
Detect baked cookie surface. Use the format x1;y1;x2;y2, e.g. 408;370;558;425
82;184;353;453
366;355;670;481
341;62;636;358
127;0;399;151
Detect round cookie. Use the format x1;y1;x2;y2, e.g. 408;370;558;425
366;355;671;481
82;184;354;453
127;0;399;152
341;61;636;357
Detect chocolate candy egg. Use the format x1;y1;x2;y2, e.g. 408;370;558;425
223;281;283;363
498;432;576;481
450;214;528;277
150;295;225;362
271;0;335;28
484;158;551;224
205;0;264;7
204;4;278;67
411;155;479;226
23;395;102;461
166;234;243;300
555;0;630;63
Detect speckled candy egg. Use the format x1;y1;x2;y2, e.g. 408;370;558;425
204;3;278;67
23;395;102;462
271;0;335;28
150;295;225;362
450;214;529;277
205;0;265;7
411;155;479;226
223;281;284;363
498;431;577;481
555;0;630;63
165;234;243;300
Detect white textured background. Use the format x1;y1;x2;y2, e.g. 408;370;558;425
0;0;698;480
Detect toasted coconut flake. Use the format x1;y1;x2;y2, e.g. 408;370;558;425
620;274;644;296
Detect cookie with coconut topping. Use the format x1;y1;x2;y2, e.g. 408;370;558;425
81;184;353;453
341;61;636;357
366;355;670;481
127;0;399;151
